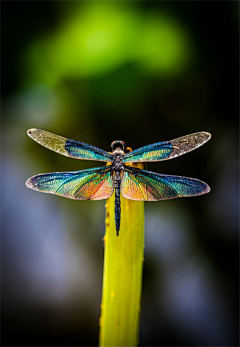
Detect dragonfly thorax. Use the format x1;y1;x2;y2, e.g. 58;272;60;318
112;154;124;172
111;141;126;172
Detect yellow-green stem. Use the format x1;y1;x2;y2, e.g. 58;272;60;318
99;165;144;347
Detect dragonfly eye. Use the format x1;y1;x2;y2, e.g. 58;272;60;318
111;140;126;152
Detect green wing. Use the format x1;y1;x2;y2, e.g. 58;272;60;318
26;166;114;200
121;166;210;201
27;129;114;162
123;132;211;163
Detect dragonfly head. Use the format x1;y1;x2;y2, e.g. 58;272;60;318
111;140;126;153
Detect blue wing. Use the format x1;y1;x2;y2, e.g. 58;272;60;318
26;166;114;200
123;132;211;163
27;129;114;162
121;166;210;201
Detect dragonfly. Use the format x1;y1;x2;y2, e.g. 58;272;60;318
26;129;211;236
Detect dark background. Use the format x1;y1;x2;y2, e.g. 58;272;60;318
1;1;239;346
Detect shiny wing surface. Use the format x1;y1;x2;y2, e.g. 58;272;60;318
27;129;114;162
123;132;211;163
121;166;210;201
26;166;114;200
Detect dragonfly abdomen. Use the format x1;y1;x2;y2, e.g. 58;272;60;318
114;171;121;236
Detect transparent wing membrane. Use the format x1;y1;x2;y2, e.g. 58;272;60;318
27;129;114;162
123;132;211;163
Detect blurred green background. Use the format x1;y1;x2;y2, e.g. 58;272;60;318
1;1;239;346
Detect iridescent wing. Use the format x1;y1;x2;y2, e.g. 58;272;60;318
26;166;114;200
123;132;211;163
27;129;114;162
121;166;210;201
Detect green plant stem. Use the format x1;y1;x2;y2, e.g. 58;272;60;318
99;178;144;346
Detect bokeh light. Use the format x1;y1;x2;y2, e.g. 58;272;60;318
25;2;192;87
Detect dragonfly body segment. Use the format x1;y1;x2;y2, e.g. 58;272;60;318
110;142;126;235
26;130;211;236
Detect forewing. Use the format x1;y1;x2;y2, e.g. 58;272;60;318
123;132;211;163
121;166;210;201
26;166;114;200
27;129;114;162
